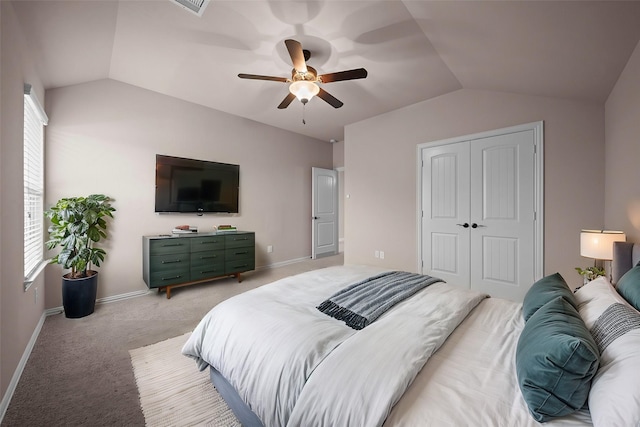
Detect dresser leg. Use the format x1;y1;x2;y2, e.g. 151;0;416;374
166;286;172;299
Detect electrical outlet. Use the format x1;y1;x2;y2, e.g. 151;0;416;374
380;251;385;259
375;250;380;258
267;245;273;253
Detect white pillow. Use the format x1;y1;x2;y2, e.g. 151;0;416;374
574;277;630;327
574;276;640;427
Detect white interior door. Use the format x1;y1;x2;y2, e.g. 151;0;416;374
312;167;338;259
421;143;471;288
469;130;536;301
420;123;542;302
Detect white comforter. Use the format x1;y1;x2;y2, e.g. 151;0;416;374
383;298;593;427
182;265;487;427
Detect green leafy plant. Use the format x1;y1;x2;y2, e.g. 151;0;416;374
45;194;115;279
575;266;606;282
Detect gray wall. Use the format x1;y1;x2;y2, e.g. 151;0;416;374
44;78;332;308
605;39;640;241
344;88;606;289
1;1;47;405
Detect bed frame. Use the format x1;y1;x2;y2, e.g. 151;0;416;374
210;241;639;426
612;242;640;285
210;366;263;427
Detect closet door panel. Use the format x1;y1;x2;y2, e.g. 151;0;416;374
469;130;535;301
422;143;470;288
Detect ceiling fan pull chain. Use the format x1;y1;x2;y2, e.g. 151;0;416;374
302;103;306;125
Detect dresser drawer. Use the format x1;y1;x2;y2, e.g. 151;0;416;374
149;239;190;256
149;252;190;272
190;236;225;252
226;259;255;275
148;268;190;288
225;233;255;249
191;249;225;268
191;264;226;282
225;246;254;262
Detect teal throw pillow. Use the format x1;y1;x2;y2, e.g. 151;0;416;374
522;272;575;321
516;296;600;423
617;265;640;311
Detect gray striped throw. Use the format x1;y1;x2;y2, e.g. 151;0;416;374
317;271;443;330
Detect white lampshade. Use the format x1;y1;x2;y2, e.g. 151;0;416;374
580;230;626;260
289;81;320;104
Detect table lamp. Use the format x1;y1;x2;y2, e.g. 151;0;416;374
580;230;626;263
579;230;626;283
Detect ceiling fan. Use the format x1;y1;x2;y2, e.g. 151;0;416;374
238;39;368;109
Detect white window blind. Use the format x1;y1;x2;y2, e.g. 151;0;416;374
24;84;48;286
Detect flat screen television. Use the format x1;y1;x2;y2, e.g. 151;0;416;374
155;154;239;214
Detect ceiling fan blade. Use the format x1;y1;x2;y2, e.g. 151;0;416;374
319;68;368;83
238;73;288;83
284;39;308;73
317;88;343;108
277;93;296;109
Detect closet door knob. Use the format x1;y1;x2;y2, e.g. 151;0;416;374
471;223;485;229
456;223;469;228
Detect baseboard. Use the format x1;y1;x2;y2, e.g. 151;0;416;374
45;307;64;316
0;311;46;423
97;289;151;304
255;256;311;271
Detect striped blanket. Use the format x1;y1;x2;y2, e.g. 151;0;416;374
317;271;443;329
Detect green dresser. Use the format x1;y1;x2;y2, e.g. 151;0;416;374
142;231;255;298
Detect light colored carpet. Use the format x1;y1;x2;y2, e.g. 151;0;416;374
3;254;342;426
130;333;241;427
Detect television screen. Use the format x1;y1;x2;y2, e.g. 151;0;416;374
155;155;239;214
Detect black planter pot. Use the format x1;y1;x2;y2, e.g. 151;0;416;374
62;271;98;318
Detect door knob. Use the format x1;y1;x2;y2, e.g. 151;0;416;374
471;223;485;228
456;223;469;228
313;216;319;220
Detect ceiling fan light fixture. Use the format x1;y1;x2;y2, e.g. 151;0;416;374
289;80;320;104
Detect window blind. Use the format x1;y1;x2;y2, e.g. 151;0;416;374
24;84;48;284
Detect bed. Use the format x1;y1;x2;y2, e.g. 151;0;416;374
182;242;640;427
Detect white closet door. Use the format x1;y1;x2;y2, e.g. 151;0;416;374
421;143;470;289
420;125;538;302
469;130;535;301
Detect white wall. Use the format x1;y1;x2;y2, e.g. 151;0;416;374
0;0;47;406
605;39;640;241
344;88;605;289
44;79;332;308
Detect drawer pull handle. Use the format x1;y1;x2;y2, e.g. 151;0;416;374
162;243;184;247
235;251;248;255
161;260;182;264
200;255;218;259
200;270;219;274
200;241;219;244
161;275;182;281
233;238;248;241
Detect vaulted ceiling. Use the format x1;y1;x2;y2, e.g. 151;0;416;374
11;0;640;142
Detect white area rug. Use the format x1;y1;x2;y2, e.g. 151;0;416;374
130;333;241;427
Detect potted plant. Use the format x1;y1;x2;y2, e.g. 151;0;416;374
45;194;115;318
575;266;606;285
